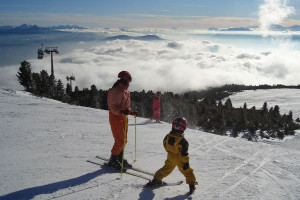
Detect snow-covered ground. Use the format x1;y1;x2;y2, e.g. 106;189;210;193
0;88;299;200
228;89;300;120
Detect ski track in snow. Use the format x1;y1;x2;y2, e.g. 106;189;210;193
0;88;300;200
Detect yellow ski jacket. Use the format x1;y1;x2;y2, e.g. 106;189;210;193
163;132;189;164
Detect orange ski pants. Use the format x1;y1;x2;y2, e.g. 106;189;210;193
109;111;128;156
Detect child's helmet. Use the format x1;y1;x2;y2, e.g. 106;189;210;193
172;117;187;132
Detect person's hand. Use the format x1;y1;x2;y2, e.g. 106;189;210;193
130;111;138;116
120;109;130;115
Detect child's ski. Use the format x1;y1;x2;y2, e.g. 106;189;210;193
87;159;183;187
144;180;183;188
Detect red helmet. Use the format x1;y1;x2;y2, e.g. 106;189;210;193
172;117;187;132
118;71;132;81
156;91;161;96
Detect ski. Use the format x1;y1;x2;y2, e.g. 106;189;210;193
87;159;152;181
95;155;155;176
87;159;183;187
144;180;184;188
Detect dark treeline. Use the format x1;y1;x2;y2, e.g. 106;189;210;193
17;61;300;141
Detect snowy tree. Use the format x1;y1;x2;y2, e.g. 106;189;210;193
66;83;72;95
56;79;64;100
16;61;32;91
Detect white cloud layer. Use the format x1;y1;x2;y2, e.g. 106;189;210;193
259;0;295;32
3;37;299;93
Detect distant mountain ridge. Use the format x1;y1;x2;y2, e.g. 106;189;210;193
209;24;300;32
0;24;86;33
105;34;163;41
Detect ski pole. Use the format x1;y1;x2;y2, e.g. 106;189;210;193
121;115;128;178
134;115;137;163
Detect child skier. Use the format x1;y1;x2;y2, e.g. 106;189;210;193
146;117;197;194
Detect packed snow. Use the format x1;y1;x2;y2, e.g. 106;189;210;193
0;88;299;200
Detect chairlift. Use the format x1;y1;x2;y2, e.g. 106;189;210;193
37;43;44;59
66;75;76;81
44;47;59;54
70;75;75;81
53;49;59;54
44;48;50;54
37;48;44;59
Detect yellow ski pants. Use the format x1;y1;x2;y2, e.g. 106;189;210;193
154;153;196;185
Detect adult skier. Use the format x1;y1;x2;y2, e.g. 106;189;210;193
146;117;197;194
150;91;161;122
107;71;138;170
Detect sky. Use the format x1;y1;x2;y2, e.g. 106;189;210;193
1;0;300;28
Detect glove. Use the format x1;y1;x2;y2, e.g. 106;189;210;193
120;109;130;115
183;162;189;170
130;111;138;116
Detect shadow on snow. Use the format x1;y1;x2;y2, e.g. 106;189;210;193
0;167;118;200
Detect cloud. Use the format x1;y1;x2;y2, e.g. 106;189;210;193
1;28;299;93
167;41;182;49
2;39;291;93
259;0;295;32
0;66;21;90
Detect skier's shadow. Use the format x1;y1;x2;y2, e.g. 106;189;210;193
138;187;155;200
0;168;113;200
164;193;192;200
138;188;191;200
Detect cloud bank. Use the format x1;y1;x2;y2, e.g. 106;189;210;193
259;0;295;32
1;38;294;93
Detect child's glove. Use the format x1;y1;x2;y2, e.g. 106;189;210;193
183;162;190;170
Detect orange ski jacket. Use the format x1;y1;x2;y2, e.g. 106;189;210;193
107;83;131;115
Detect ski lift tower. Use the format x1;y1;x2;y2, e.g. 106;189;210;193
66;74;76;91
44;47;59;78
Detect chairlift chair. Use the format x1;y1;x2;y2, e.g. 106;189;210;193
37;48;44;59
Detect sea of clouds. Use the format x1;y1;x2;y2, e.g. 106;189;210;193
1;36;299;93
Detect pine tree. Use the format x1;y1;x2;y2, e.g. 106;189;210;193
66;83;72;95
225;98;233;109
262;102;268;113
16;61;32;91
274;105;280;115
31;72;41;95
90;84;99;108
73;86;79;105
56;79;64;100
40;70;51;96
287;111;293;122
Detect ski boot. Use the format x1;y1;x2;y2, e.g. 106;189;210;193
118;151;132;168
189;183;196;194
107;155;122;170
145;178;163;187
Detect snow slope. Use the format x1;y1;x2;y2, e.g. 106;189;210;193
0;88;299;200
228;89;300;120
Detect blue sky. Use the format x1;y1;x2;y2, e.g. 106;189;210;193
0;0;299;28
